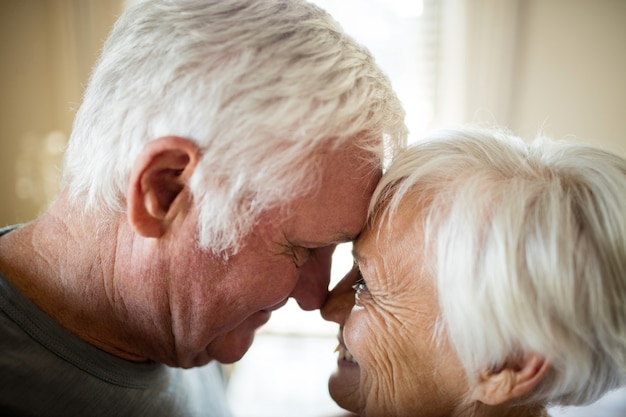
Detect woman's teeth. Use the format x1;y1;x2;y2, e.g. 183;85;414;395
335;344;357;363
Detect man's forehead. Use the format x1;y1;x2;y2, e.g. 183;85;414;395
282;138;382;247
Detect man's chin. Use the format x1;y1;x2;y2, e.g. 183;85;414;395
208;330;258;364
213;349;249;364
204;311;272;363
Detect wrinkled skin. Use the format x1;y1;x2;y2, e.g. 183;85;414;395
0;141;381;368
322;201;472;417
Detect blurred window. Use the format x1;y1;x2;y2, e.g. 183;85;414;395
226;2;442;416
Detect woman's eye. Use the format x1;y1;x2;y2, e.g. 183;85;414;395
352;270;368;305
352;279;366;292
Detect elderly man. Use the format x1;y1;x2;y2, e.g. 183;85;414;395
0;0;406;415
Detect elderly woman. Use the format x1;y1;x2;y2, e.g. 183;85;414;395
321;127;626;417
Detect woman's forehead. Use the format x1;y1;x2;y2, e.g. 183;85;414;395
354;203;421;275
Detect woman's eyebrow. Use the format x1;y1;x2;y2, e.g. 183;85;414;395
352;246;365;266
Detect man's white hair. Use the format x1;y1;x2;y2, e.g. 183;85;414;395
63;0;407;253
372;126;626;406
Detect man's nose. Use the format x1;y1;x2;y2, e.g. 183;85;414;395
321;268;358;324
289;245;335;311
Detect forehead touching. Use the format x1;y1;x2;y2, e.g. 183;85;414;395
281;139;383;246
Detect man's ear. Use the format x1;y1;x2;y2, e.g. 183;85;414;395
127;136;199;238
471;353;551;405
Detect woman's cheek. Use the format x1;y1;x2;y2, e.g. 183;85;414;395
345;308;400;410
344;306;377;363
359;338;404;415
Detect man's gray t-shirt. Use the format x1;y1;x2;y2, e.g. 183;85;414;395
0;226;232;416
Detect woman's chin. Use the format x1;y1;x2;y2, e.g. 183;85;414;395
328;361;361;414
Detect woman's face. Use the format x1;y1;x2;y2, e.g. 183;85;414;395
321;202;469;417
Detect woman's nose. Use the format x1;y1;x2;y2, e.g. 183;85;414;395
320;267;357;324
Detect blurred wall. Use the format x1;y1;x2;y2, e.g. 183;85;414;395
0;0;121;226
510;0;626;152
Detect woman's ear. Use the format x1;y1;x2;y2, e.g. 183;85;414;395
471;353;551;405
127;136;199;238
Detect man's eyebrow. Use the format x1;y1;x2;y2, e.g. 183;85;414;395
336;231;360;243
300;231;360;247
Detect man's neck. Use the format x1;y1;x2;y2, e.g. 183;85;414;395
0;198;158;363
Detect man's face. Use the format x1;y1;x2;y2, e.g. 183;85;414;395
168;141;381;367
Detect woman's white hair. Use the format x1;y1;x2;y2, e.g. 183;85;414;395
372;126;626;406
63;0;407;253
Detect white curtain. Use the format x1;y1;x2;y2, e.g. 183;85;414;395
434;0;521;128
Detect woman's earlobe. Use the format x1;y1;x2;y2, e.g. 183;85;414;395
471;353;551;405
127;136;199;238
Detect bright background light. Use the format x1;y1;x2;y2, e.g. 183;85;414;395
227;2;427;416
